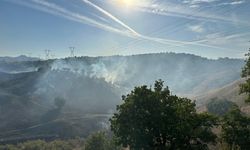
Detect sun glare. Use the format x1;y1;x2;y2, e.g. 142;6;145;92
112;0;145;10
119;0;134;7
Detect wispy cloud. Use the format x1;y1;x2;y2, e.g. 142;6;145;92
126;0;250;26
79;0;187;47
183;0;219;8
81;0;139;36
79;0;231;49
30;0;128;34
5;0;237;51
219;0;245;6
183;0;246;7
188;24;205;33
90;13;110;23
192;32;250;48
7;0;135;38
47;0;243;50
183;0;219;5
138;34;228;50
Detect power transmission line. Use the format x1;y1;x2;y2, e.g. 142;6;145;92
69;47;75;57
44;49;51;60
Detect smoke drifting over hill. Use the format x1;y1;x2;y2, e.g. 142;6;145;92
50;57;129;84
46;54;244;95
0;53;244;140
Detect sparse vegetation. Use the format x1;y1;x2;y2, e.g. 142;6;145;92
0;138;85;150
85;131;121;150
0;132;121;150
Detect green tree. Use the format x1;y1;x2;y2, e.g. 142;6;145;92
221;107;250;150
240;48;250;103
110;80;217;150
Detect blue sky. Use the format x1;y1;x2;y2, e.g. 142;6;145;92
0;0;250;58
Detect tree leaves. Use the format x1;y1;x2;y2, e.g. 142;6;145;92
110;80;217;150
221;107;250;150
240;48;250;103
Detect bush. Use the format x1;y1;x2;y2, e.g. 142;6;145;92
0;138;85;150
85;131;121;150
206;98;237;116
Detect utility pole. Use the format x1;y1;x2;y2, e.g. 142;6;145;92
69;47;75;57
44;49;51;60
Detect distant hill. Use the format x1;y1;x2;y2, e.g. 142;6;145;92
0;68;119;139
0;52;245;140
47;53;244;96
0;53;244;95
0;55;39;62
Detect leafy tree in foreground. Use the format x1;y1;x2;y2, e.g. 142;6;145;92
110;80;217;150
221;107;250;150
240;48;250;103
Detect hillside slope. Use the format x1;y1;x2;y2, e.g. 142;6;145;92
195;79;250;114
195;79;245;105
0;53;245;140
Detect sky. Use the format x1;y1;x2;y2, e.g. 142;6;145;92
0;0;250;59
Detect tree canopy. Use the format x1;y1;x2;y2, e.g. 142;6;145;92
110;80;217;150
221;107;250;150
240;48;250;103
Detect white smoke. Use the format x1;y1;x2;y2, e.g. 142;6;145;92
50;57;129;84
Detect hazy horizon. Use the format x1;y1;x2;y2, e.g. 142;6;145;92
0;51;246;60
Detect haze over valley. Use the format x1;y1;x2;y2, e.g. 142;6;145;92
0;53;245;141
